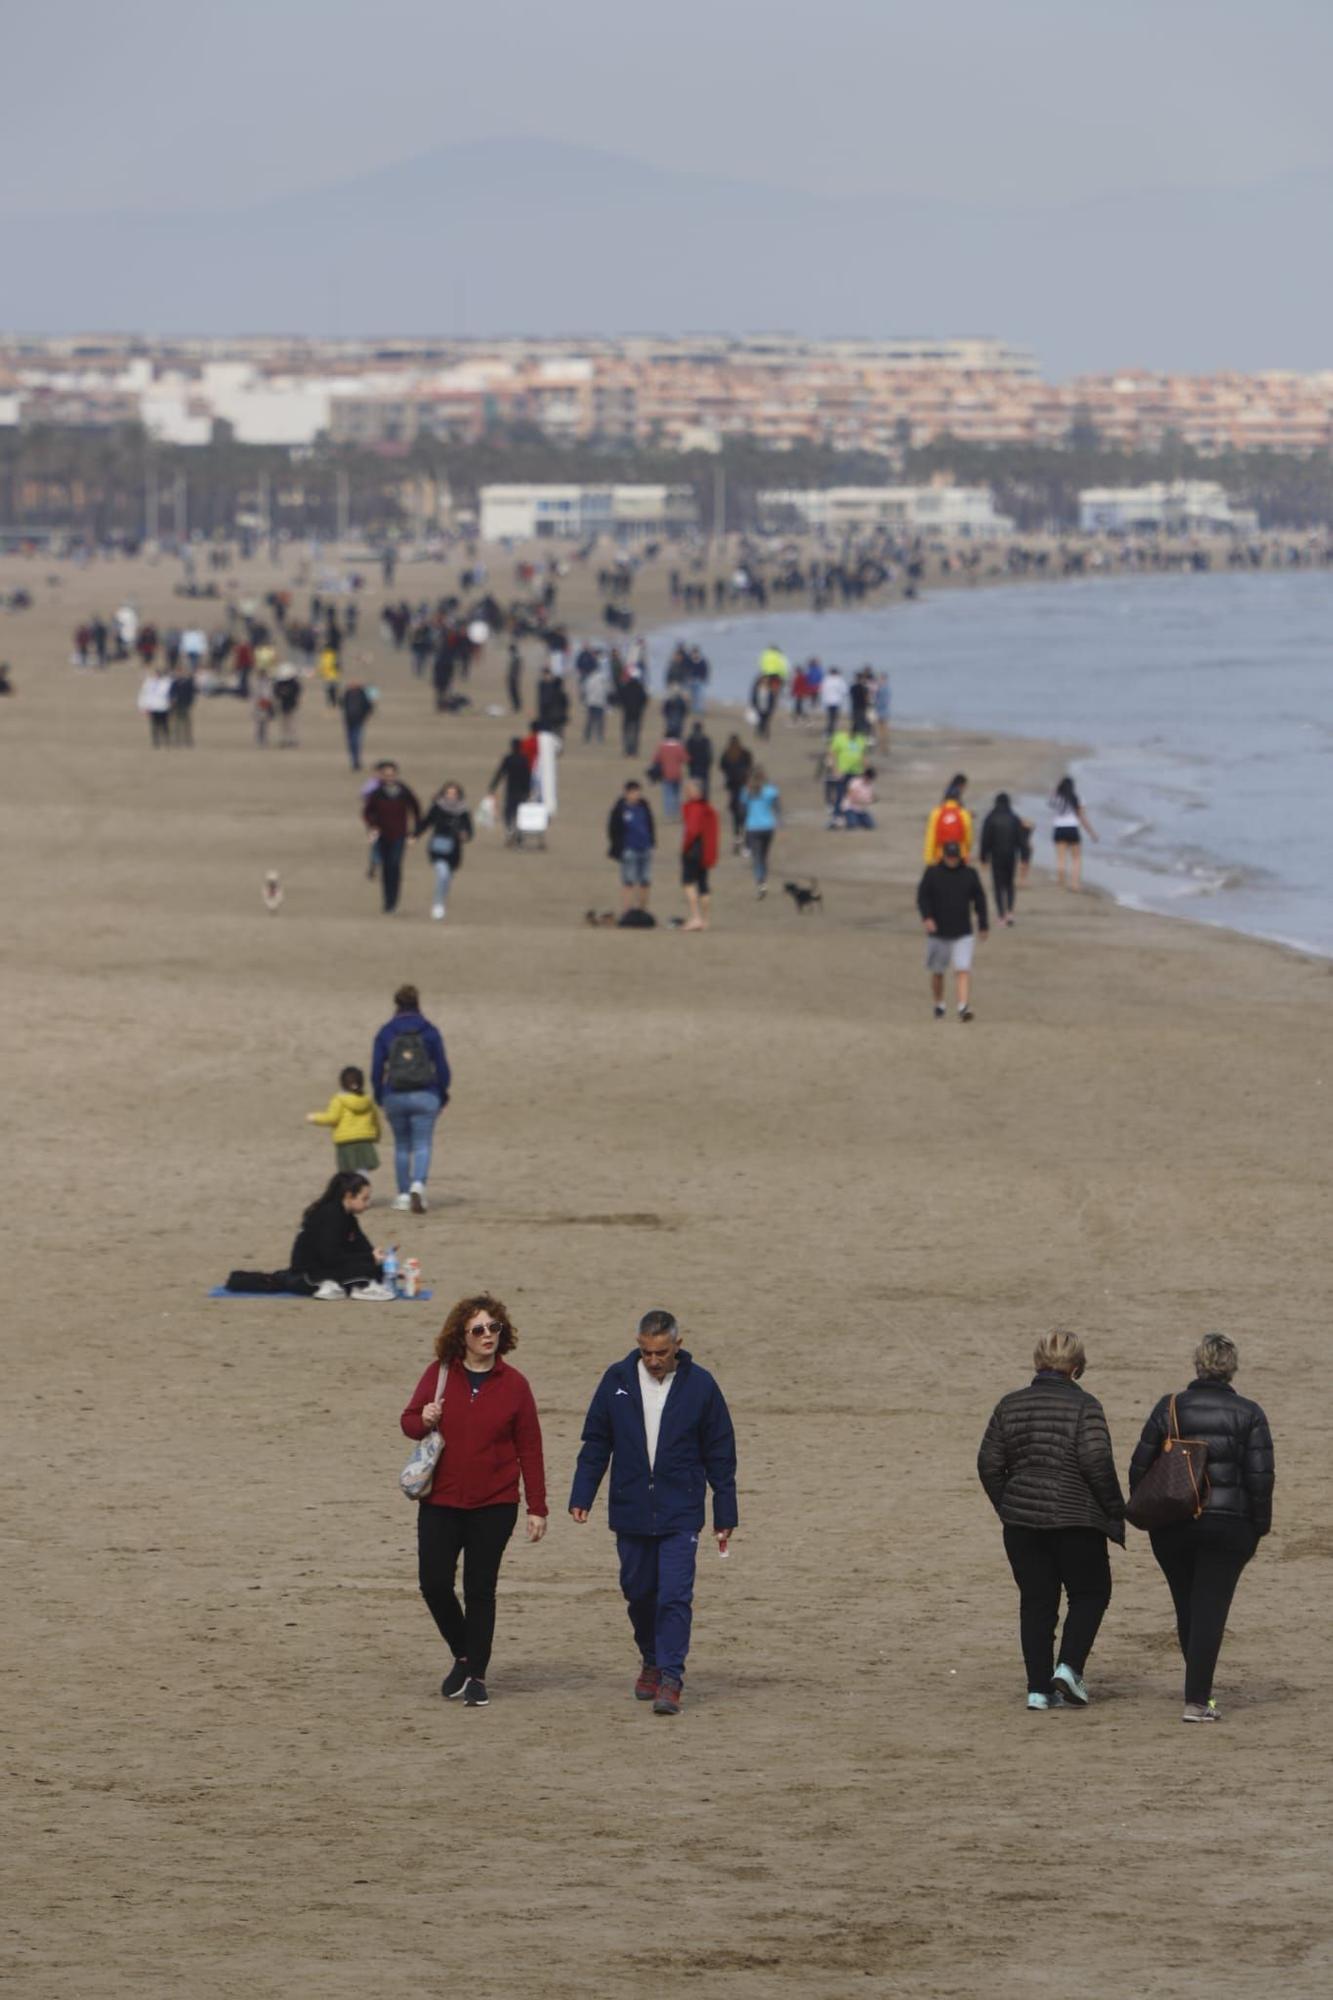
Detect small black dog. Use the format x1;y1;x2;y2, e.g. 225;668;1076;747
783;879;823;914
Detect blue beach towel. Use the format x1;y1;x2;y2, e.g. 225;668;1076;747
207;1286;434;1303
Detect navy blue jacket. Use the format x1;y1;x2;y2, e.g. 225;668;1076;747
569;1350;738;1535
371;1010;451;1105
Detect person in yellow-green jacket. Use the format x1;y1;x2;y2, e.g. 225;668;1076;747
306;1065;381;1173
922;773;975;864
825;726;869;821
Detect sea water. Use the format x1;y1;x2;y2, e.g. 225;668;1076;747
658;568;1333;957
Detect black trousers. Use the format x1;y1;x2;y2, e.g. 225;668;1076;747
991;856;1017;918
1002;1525;1113;1693
417;1502;518;1679
1149;1515;1257;1704
379;837;406;912
622;712;643;756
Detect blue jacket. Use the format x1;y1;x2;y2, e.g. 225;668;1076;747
569;1350;738;1535
371;1010;451;1105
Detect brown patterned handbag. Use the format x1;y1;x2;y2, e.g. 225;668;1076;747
1125;1394;1210;1530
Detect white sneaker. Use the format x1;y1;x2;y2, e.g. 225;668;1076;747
313;1279;346;1301
431;904;445;921
390;1193;412;1211
410;1181;428;1214
351;1280;396;1302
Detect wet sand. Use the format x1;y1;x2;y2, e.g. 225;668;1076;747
2;547;1330;1998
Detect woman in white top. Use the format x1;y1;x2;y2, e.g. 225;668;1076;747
1051;776;1098;890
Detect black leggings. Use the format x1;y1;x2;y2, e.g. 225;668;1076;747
417;1502;518;1679
991;856;1017;919
1002;1525;1113;1693
1150;1516;1257;1704
725;786;746;838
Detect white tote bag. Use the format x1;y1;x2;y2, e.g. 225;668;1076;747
399;1367;446;1500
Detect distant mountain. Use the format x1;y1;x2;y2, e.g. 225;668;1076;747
1;138;1330;375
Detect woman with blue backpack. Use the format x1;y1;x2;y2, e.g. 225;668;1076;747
372;983;451;1214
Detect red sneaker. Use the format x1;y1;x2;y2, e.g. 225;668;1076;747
634;1664;662;1702
652;1677;683;1716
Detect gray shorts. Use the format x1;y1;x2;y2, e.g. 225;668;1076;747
620;849;652;888
926;933;974;974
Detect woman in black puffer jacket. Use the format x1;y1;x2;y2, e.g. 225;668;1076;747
977;1329;1125;1711
1129;1333;1274;1723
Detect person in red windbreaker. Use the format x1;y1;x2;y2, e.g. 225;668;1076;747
401;1293;547;1708
680;779;720;932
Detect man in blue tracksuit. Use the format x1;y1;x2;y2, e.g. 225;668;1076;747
569;1309;738;1716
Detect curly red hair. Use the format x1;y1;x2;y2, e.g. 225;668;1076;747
434;1292;518;1366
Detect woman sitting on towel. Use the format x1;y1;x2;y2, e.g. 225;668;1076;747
290;1172;392;1300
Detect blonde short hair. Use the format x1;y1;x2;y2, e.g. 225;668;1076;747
1033;1329;1086;1377
1193;1332;1239;1382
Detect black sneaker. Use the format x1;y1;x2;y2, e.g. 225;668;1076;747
933;1004;946;1020
441;1659;469;1701
463;1677;489;1708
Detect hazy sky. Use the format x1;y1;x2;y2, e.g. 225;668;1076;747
5;0;1331;214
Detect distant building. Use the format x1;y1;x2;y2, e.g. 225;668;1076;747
479;483;699;542
757;485;1013;536
1077;481;1249;534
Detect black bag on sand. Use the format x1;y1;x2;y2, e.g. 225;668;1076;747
617;908;657;929
1125;1394;1210;1530
225;1269;317;1296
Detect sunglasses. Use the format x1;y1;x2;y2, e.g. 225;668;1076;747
469;1320;504;1336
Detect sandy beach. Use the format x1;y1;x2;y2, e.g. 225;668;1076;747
2;546;1330;1999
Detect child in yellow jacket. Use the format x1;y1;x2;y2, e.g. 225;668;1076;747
307;1066;381;1173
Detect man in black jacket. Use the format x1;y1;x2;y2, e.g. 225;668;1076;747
979;791;1033;927
341;680;375;771
607;780;656;916
618;673;647;757
489;738;533;845
917;842;988;1021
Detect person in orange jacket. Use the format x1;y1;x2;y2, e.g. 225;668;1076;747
922;773;974;863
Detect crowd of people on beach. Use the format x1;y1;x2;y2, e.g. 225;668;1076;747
47;530;1278;1734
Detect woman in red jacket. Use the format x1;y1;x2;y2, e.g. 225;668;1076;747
401;1293;547;1707
681;779;720;931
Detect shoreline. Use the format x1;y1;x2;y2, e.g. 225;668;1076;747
639;567;1333;966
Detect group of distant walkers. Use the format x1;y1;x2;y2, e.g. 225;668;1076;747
916;770;1098;1019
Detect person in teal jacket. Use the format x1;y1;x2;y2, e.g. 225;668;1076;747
742;768;781;895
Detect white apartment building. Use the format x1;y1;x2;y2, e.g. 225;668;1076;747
479;484;699;542
1078;481;1246;534
758;485;1013;536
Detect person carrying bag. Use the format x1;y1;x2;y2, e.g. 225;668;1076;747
1128;1333;1275;1723
399;1294;547;1709
1124;1395;1209;1529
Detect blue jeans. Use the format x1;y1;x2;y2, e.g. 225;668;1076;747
661;779;681;821
383;1090;442;1191
345;721;364;770
616;1530;699;1682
